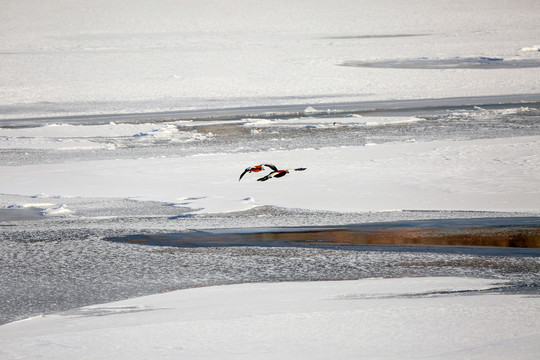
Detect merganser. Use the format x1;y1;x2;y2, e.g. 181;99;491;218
239;164;278;181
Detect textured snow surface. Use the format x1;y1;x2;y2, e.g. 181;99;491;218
1;277;539;360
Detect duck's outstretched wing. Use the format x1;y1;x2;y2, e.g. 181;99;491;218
239;168;249;181
263;164;278;172
257;172;276;182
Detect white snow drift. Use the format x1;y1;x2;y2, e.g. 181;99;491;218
0;277;538;360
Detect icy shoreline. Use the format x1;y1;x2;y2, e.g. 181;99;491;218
2;93;540;126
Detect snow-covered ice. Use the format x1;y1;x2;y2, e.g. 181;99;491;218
1;0;540;119
1;134;539;213
0;277;538;360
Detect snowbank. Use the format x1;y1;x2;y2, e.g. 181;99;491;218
1;277;538;360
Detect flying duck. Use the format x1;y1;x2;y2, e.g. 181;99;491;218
239;164;278;181
257;167;307;182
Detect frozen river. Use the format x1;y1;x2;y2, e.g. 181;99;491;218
1;215;539;326
1;98;539;325
2;1;539;357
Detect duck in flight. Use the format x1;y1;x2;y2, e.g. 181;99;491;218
257;167;307;182
239;164;278;181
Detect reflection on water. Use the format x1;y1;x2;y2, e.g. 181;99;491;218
283;227;540;248
110;225;540;250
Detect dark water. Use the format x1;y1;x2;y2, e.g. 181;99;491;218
108;217;540;254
